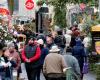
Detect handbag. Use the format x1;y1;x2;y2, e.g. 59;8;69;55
82;57;89;74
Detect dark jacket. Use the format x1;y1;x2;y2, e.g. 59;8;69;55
40;47;49;65
22;44;41;68
54;35;66;48
72;40;85;57
72;40;86;72
46;43;55;50
70;36;76;48
37;34;46;43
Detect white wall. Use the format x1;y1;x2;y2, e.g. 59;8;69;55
0;0;8;9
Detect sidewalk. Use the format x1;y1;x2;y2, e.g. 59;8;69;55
83;73;96;80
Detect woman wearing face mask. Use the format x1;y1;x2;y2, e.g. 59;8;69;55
36;39;49;80
4;42;21;80
0;42;17;80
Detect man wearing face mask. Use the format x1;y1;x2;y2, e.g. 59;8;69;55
21;37;41;80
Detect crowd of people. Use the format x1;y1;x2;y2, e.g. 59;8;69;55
0;23;91;80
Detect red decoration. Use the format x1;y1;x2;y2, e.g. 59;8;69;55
80;3;86;11
25;0;34;10
0;8;9;15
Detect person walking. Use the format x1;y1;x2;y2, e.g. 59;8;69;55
0;42;17;80
63;54;81;79
46;36;55;50
64;30;72;48
43;45;67;80
82;34;91;56
54;30;66;54
21;37;41;80
72;39;86;79
36;39;49;80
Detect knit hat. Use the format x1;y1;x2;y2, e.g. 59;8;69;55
7;42;15;48
37;39;44;45
66;30;72;35
28;36;35;41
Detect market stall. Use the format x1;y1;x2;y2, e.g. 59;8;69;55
91;24;100;55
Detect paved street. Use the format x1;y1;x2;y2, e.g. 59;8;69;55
20;63;96;80
83;73;96;80
40;72;96;80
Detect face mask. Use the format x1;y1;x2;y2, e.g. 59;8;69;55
28;40;33;45
29;43;33;46
9;50;14;53
40;45;44;49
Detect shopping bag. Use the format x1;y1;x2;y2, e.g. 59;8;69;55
82;62;89;74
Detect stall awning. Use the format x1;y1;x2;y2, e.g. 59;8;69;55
91;24;100;32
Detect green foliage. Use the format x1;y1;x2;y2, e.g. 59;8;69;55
0;28;13;41
36;0;45;6
90;63;100;80
54;6;66;28
81;13;100;35
7;0;14;15
49;0;94;28
96;65;100;80
49;0;67;28
24;22;36;31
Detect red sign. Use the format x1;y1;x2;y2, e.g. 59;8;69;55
25;0;34;10
0;8;9;15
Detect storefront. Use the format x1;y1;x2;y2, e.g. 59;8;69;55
91;25;100;55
